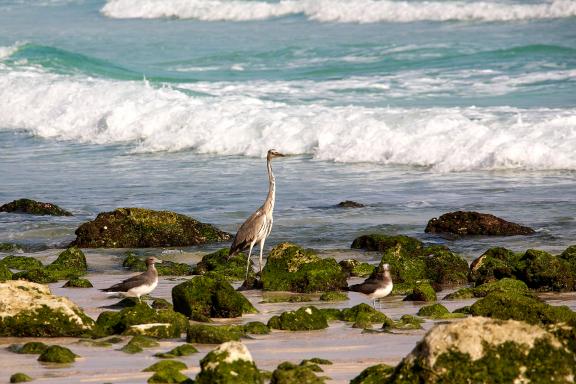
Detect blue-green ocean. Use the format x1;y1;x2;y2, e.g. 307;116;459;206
0;0;575;259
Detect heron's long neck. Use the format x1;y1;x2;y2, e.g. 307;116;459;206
264;157;276;212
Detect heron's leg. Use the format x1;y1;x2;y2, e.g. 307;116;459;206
245;243;255;281
258;238;266;274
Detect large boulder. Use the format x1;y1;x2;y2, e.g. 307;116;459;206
12;246;88;283
0;280;94;337
192;248;255;281
71;207;231;248
195;341;263;384
0;198;72;216
385;317;574;384
468;247;520;285
172;276;257;322
260;243;348;293
516;249;575;292
425;211;535;236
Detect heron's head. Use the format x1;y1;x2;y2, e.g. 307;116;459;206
146;256;162;266
267;149;285;160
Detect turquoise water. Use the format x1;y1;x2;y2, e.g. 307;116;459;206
0;0;575;258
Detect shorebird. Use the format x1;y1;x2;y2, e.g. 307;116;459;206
349;263;393;308
101;256;162;302
227;149;285;281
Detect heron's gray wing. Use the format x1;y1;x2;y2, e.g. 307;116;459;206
229;208;268;255
101;272;150;292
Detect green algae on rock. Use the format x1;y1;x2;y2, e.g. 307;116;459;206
387;315;424;330
9;373;33;383
444;278;529;300
338;259;375;278
383;317;573;384
148;370;191;384
37;345;78;363
186;324;245;344
516;249;576;292
244;321;270;335
63;278;93;288
425;211;535;236
0;243;23;253
155;344;199;358
1;255;43;271
0;262;12;281
120;335;160;354
152;298;173;310
192;248;255;281
417;303;465;319
72;207;231;248
196;341;263;384
404;282;436;302
11;246;88;283
124;323;181;339
350;363;394;384
341;303;393;329
468;247;520;285
268;306;328;331
172;275;257;322
0;199;72;216
9;342;49;354
143;360;188;372
0;280;94;337
351;234;423;253
319;291;348;301
260;242;348;293
270;361;328;384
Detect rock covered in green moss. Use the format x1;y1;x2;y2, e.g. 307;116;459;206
417;304;465;319
152;298;173;310
192;248;255;281
516;249;575;292
8;342;49;354
319;291;348;301
384;317;573;384
144;360;188;372
270;361;328;384
11;246;88;283
350;363;394;384
0;243;23;253
123;252;193;276
37;345;78;363
469;247;520;285
1;255;43;270
338;259;375;278
124;323;181;339
196;341;262;384
9;373;33;383
186;324;245;344
351;234;423;253
72;207;231;248
63;278;93;288
148;370;191;384
0;262;12;281
95;302;188;337
560;245;576;275
243;321;270;335
120;335;159;354
319;308;343;321
404;282;436;302
155;344;199;358
422;245;469;286
389;315;424;330
268;306;328;331
425;211;535;236
0;280;94;337
341;304;393;329
260;243;348;293
0;199;72;216
444;278;529;300
172;275;257;322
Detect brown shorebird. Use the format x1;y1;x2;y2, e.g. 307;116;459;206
101;256;162;302
349;263;393;308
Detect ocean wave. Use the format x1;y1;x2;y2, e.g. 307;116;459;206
1;69;575;172
101;0;576;23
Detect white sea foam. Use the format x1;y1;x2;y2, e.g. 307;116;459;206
0;69;575;172
101;0;576;23
0;42;24;61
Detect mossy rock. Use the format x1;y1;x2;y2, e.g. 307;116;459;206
270;361;328;384
155;344;198;358
9;373;33;383
148;370;191;384
469;247;520;285
37;345;78;363
341;304;393;329
417;303;465;319
559;245;576;276
391;282;416;296
123;252;193;276
1;255;43;271
444;278;530;300
442;287;475;300
319;291;348;301
0;243;23;253
187;324;245;344
389;315;424;330
421;245;469;286
424;211;535;236
386;317;573;384
516;249;576;292
470;291;576;326
0;199;72;216
192;248;255;281
11;268;58;284
0;262;13;281
338;259;375;278
152;298;173;310
261;243;348;293
267;306;328;331
72;207;231;248
196;341;262;384
41;246;88;281
350;363;394;384
120;335;159;354
95;302;188;337
404;282;437;301
261;293;314;303
63;278;93;288
0;280;94;337
351;234;423;253
143;360;187;372
319;308;343;321
124;323;180;339
8;341;49;354
172;275;257;321
244;321;270;335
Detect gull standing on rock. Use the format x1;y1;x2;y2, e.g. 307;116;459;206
349;263;393;308
100;256;162;302
227;149;285;281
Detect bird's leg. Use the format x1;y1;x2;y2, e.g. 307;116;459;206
258;238;266;275
245;243;255;281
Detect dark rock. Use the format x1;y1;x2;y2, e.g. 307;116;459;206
260;243;348;293
0;199;72;216
350;363;394;384
171;275;257;322
37;345;78;363
425;211;535;236
192;248;255;281
72;207;231;248
351;234;423;253
336;200;365;208
195;341;262;384
151;298;173;310
267;306;328;331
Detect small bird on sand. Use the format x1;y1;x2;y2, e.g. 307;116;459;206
100;256;162;302
348;263;393;308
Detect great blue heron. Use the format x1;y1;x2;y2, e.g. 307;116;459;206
228;149;285;280
348;263;393;308
100;256;162;302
